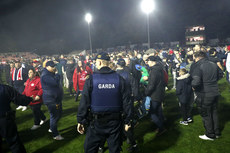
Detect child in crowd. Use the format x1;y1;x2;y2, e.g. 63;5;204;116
176;68;193;125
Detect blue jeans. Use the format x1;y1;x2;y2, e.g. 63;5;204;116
46;103;62;137
145;96;151;110
150;101;164;130
226;71;230;83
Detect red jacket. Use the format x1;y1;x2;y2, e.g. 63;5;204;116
22;76;43;105
73;66;93;92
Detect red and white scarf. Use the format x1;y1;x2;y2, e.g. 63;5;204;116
12;67;23;81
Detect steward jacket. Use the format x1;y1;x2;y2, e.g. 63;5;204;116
77;67;132;125
22;76;43;105
0;84;32;113
145;63;165;103
40;68;63;104
191;58;219;97
176;73;193;104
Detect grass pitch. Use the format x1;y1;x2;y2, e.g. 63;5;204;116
2;77;230;153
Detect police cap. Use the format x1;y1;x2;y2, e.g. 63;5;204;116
96;52;110;61
46;61;56;67
117;58;126;67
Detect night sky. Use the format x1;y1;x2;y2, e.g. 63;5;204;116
0;0;230;54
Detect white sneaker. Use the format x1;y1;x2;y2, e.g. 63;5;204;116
180;121;188;125
48;129;52;133
53;135;64;140
21;106;27;111
40;119;48;125
199;135;214;141
187;118;193;123
31;125;41;130
16;106;23;110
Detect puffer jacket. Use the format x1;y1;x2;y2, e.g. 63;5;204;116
191;58;219;97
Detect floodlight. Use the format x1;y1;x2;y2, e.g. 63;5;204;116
141;0;155;14
85;13;92;23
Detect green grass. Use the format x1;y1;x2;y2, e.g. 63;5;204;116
2;77;230;153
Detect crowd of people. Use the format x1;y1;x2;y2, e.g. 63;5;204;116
0;44;230;153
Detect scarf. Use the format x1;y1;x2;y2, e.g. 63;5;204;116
12;67;23;81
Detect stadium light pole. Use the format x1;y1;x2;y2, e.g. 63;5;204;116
85;13;92;54
141;0;155;49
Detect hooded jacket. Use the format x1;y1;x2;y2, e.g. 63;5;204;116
176;73;192;104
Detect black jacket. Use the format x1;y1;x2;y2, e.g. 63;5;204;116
0;84;32;113
145;63;165;103
176;73;193;104
116;68;132;90
77;67;132;125
129;58;142;100
191;58;219;97
65;63;75;81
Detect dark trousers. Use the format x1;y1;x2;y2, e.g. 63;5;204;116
67;76;73;94
13;85;24;94
84;120;122;153
75;90;82;102
180;103;190;121
68;81;73;94
124;125;136;146
0;117;26;153
46;103;62;137
30;104;46;125
188;92;195;119
200;96;220;138
150;101;164;130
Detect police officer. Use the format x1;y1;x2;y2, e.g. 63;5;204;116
0;84;33;153
77;52;132;153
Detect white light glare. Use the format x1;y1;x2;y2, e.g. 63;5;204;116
141;0;155;14
85;13;92;23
